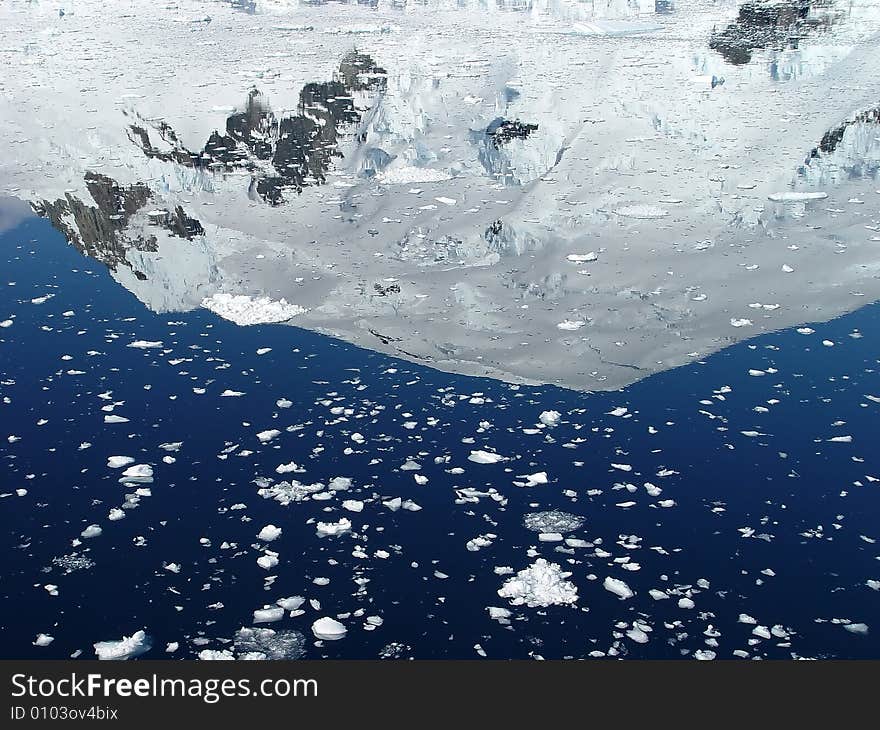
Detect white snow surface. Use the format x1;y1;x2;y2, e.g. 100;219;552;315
93;630;152;660
497;558;578;607
201;294;308;326
3;0;880;391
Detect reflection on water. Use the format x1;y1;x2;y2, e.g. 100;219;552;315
227;0;257;12
33;173;158;275
709;0;837;66
799;106;880;186
128;51;386;205
473;117;541;185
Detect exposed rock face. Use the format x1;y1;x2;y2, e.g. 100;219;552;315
33;173;157;272
486;118;539;148
127;51;387;205
473;118;543;185
709;0;837;66
150;206;206;240
33;172;205;275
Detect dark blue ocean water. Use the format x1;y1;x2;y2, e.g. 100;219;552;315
1;214;878;660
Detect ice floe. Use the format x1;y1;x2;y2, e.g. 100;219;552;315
201;293;307;326
497;559;578;608
93;630;152;660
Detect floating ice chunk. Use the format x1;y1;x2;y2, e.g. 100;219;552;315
234;628;305;660
201;294;307;325
538;532;564;542
276;596;305;611
127;340;163;349
316;517;352;538
614;205;668;219
867;580;880;591
608;407;628;417
33;634;54;647
377;166;452;185
603;576;634;600
257;479;324;505
649;589;669;601
342;500;364;513
538;410;561;427
80;525;102;539
844;623;869;635
466;534;495;552
328;477;352;492
275;461;304;474
107;456;135;469
782;264;795;274
198;649;235;661
468;450;506;464
383;497;402;511
516;472;548;487
498;559;578;608
257;525;282;542
312;617;347;641
276;398;293;409
693;649;716;660
678;597;695;610
768;192;827;202
730;318;752;328
257;552;279;570
524;511;584;533
827;436;853;443
566;252;597;263
120;464;153;483
253;607;284;624
435;197;456;206
108;508;125;521
104;415;130;424
571;20;661;36
557;320;586;331
93;630;152;660
487;607;512;622
257;429;281;444
0;319;12;328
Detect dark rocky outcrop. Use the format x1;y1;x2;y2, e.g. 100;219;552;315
127;51;387;206
33;173;157;272
709;0;835;66
485;118;539;148
33;173;204;274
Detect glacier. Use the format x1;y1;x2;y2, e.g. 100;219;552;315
2;0;880;390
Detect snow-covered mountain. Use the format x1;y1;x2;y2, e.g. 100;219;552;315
3;0;880;390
